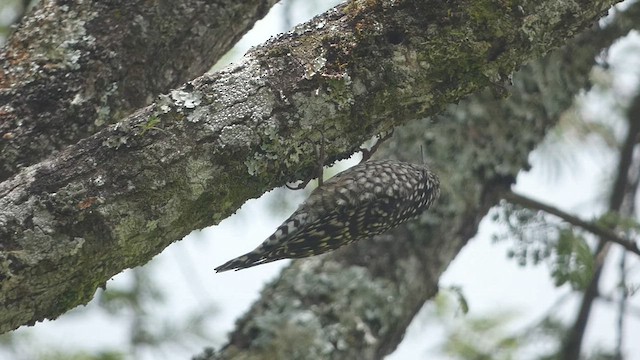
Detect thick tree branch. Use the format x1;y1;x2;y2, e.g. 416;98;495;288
0;0;623;336
503;191;640;257
0;0;277;181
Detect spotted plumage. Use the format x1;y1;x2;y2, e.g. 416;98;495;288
214;159;440;272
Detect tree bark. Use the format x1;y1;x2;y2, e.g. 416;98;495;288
0;0;622;336
0;0;277;181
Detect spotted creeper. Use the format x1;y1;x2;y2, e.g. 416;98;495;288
215;133;440;272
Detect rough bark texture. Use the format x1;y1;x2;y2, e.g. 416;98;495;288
0;0;621;336
199;5;640;360
0;0;277;182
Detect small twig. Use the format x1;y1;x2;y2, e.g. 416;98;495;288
503;191;640;257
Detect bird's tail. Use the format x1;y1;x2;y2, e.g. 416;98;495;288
214;250;283;272
215;213;308;272
214;252;258;272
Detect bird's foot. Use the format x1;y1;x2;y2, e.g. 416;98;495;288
360;129;394;163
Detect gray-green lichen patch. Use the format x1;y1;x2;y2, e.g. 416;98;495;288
15;228;79;265
103;121;128;146
238;258;400;357
94;83;119;127
184;160;220;200
186;106;208;123
171;89;202;109
210;58;269;105
195;59;274;134
157;93;175;114
22;2;97;72
218;124;253;149
293;91;339;128
521;0;582;47
109;204;149;247
304;56;328;79
1;176;89;277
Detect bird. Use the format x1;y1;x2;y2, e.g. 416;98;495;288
214;159;440;272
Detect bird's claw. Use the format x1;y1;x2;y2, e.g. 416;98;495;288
360;129;394;163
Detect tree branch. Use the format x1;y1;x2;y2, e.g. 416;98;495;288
0;0;277;182
503;191;640;257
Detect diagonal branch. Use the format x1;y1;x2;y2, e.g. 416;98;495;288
503;191;640;257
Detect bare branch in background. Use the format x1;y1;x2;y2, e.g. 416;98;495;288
503;191;640;257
